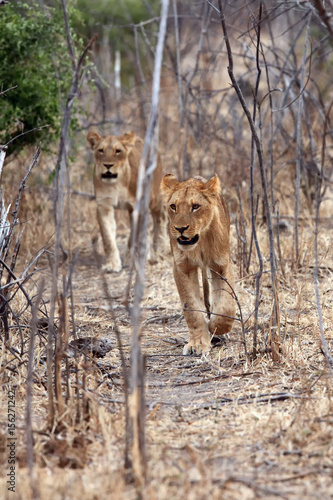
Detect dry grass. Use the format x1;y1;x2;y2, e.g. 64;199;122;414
1;5;333;498
0;205;332;498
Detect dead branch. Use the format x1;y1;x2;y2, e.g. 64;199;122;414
217;1;280;361
313;98;333;370
0;85;18;97
26;280;44;499
205;391;306;407
47;0;97;429
294;14;311;267
100;271;131;470
0;146;6;180
312;0;333;38
250;6;265;359
128;0;170;485
0;148;41;347
4;125;49;149
1;147;41;267
211;269;248;360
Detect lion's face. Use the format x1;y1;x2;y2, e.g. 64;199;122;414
160;175;221;251
87;131;136;185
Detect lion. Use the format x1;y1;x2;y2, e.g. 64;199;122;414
160;173;235;355
87;130;166;272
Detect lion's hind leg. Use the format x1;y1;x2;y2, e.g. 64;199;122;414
208;263;236;336
151;205;167;256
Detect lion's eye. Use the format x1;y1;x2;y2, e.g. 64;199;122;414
192;203;200;211
170;204;176;211
98;148;104;154
115;149;122;154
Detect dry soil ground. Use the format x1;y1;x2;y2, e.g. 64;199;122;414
1;214;332;499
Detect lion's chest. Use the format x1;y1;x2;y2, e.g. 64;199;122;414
173;246;208;269
94;170;135;208
172;239;228;273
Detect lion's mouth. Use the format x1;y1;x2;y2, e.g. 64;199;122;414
177;234;199;246
102;172;118;179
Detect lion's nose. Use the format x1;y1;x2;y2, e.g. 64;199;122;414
104;163;114;169
175;225;189;235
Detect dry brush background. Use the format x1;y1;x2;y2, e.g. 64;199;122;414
1;1;333;499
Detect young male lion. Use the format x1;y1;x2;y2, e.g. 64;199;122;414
160;173;235;355
87;130;166;272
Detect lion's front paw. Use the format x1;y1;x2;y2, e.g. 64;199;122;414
183;338;211;356
147;250;162;265
102;260;122;273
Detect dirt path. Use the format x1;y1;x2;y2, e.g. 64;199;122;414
58;240;333;500
1;226;332;500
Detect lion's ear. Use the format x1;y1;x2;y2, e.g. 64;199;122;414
87;131;101;149
120;131;136;146
160;174;179;197
202;174;221;195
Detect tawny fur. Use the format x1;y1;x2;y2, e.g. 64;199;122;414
87;130;166;272
160;174;235;355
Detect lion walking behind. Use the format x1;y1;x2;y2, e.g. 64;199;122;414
87;130;166;272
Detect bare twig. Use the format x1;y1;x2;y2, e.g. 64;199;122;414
249;5;265;359
1;147;41;266
128;0;170;485
4;126;49;148
114;50;122;133
217;1;280;361
294;14;311;267
26;279;44;500
100;272;131;470
0;148;40;346
0;85;18;97
60;0;76;69
211;269;248;360
313;98;333;370
47;1;97;429
235;185;248;276
312;0;333;38
0;146;7;180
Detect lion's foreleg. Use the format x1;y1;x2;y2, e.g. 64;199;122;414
151;207;167;254
208;262;235;335
173;265;211;355
97;204;122;273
